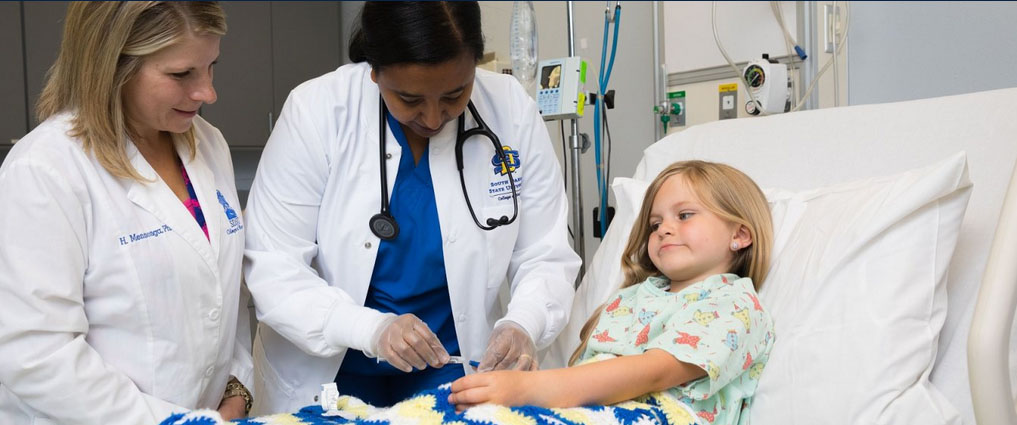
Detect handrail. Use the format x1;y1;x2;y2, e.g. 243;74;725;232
968;158;1017;424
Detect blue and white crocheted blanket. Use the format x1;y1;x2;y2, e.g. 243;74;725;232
159;383;699;425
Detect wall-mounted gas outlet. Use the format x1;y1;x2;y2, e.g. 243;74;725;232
668;91;686;127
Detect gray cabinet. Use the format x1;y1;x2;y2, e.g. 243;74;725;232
0;3;27;144
270;2;342;120
22;1;67;130
201;2;275;147
204;2;342;147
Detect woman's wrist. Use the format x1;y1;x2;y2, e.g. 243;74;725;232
223;376;253;416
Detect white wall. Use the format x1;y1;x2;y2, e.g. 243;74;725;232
847;2;1017;105
664;1;797;73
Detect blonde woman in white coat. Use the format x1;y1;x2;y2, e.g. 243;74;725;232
0;2;253;424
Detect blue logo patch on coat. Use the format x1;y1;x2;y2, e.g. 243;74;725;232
217;190;244;235
491;146;521;176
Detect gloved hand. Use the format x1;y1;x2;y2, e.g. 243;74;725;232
370;313;450;373
477;321;537;372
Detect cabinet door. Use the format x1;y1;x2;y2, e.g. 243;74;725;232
0;2;26;143
201;2;274;147
270;1;342;118
22;1;68;130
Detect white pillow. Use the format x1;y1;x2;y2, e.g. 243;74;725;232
547;153;972;424
753;152;971;424
540;176;648;369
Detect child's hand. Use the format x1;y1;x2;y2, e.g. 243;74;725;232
448;370;542;412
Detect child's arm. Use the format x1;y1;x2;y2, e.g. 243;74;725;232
448;348;705;410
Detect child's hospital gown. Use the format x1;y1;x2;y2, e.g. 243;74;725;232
580;273;774;425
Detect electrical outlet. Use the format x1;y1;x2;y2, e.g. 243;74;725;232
719;91;737;120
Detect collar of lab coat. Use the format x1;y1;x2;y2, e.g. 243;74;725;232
364;87;461;212
364;86;462;160
123;134;221;277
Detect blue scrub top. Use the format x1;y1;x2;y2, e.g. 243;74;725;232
335;112;464;406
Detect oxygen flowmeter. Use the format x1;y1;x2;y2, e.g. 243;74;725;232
655;91;685;132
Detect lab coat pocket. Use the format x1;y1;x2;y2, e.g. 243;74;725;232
482;205;517;288
251;334;295;414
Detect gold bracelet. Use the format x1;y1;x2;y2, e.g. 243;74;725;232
224;377;253;416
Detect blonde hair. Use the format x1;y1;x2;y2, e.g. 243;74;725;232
37;1;226;181
569;160;774;365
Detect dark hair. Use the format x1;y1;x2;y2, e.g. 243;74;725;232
348;1;484;70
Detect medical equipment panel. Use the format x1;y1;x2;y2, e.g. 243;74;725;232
743;54;790;115
536;57;587;121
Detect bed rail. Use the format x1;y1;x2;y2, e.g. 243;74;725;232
968;159;1017;424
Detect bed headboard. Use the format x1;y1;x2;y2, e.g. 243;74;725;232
545;87;1017;424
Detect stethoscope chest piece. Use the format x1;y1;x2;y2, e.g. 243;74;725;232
370;212;399;240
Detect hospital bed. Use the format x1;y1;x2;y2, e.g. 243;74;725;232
163;88;1017;425
545;86;1017;424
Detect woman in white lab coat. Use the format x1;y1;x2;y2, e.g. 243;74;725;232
244;1;581;412
0;2;253;424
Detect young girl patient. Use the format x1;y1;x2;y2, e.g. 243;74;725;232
449;160;776;425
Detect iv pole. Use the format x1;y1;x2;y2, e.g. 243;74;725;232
565;1;586;283
652;1;665;143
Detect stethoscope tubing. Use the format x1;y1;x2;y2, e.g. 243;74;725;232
371;95;519;240
455;101;519;230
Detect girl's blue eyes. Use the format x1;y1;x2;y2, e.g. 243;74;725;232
649;212;694;231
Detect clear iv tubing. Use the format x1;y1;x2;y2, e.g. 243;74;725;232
595;4;621;238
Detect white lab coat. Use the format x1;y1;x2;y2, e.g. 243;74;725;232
0;113;253;425
243;63;580;413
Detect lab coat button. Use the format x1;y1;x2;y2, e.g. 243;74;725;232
364;242;372;249
208;309;220;321
457;313;466;322
386;153;393;159
205;366;214;377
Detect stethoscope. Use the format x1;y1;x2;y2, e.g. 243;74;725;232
369;96;519;240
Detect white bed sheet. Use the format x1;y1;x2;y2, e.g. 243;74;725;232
544;87;1017;424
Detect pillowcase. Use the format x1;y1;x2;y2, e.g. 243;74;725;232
751;152;970;424
548;152;972;424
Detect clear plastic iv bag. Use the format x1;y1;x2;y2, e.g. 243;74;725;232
510;0;538;86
